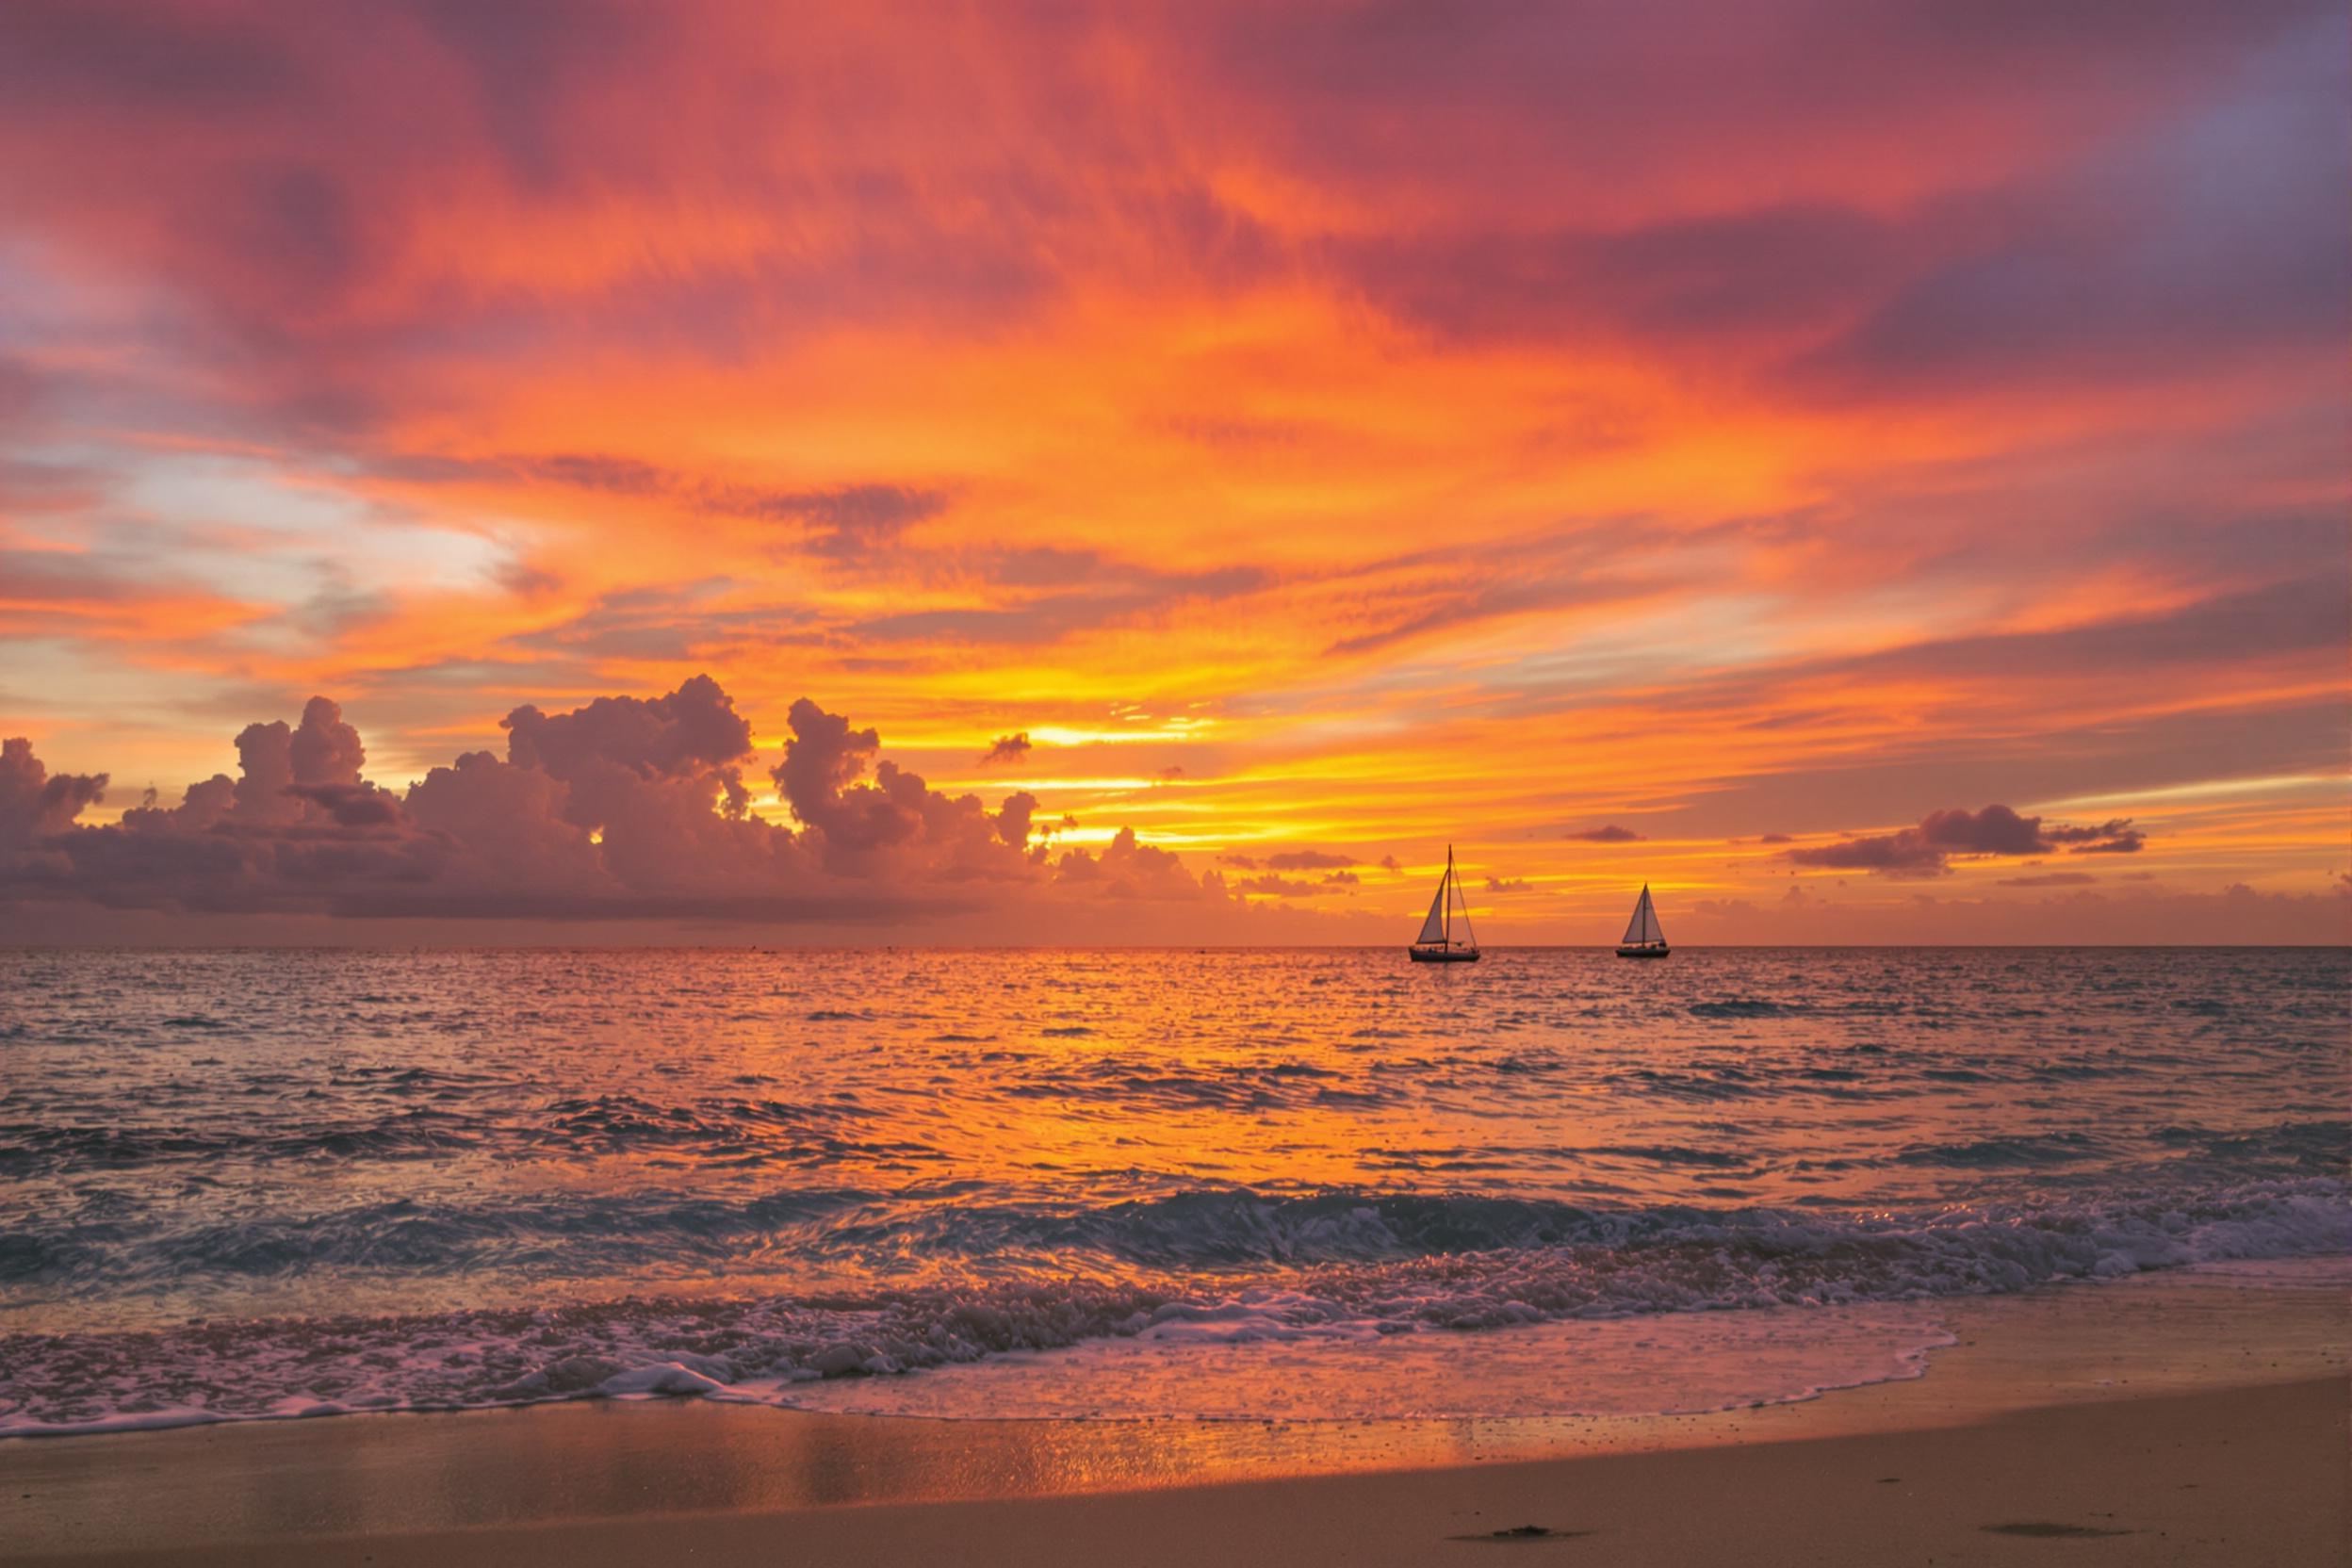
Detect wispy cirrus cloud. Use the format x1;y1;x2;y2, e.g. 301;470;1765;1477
0;0;2341;941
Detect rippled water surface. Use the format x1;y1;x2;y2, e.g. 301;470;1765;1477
1;946;2343;1432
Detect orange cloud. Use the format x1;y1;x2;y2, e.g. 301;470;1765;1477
0;0;2343;940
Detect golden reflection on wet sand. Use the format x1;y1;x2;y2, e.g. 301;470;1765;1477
2;1264;2341;1559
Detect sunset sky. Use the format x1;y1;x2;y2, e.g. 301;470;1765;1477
1;0;2344;943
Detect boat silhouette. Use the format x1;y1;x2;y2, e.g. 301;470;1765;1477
1408;845;1481;963
1615;884;1670;958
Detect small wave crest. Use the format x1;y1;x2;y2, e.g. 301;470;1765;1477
1;1176;2339;1438
1688;999;1803;1020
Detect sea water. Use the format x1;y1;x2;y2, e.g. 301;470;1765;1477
0;947;2342;1433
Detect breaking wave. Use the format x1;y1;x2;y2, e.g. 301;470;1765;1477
4;945;2344;1438
1;1176;2339;1436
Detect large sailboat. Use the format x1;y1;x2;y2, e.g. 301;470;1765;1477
1408;845;1481;963
1615;884;1669;958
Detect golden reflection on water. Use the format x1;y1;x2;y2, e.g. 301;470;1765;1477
0;946;2339;1444
1;946;2341;1332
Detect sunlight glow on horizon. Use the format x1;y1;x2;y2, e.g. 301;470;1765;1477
0;0;2343;943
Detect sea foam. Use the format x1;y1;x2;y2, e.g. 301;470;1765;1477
2;945;2344;1435
0;1177;2339;1436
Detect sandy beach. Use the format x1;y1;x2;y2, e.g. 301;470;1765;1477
6;1264;2343;1567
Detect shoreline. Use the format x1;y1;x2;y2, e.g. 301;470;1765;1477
18;1380;2341;1568
4;1261;2343;1563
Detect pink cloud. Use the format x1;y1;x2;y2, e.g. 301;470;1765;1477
0;678;1234;926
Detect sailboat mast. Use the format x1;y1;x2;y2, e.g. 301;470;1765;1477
1444;845;1453;945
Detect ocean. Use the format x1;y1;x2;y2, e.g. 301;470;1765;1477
1;946;2343;1434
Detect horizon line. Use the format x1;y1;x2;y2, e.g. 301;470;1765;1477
3;941;2344;954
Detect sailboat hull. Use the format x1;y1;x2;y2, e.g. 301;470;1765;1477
1614;944;1670;959
1409;845;1479;961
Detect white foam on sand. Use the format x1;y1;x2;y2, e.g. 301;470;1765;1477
771;1298;1960;1422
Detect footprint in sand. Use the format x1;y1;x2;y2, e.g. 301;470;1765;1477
1446;1524;1595;1544
1982;1522;2135;1538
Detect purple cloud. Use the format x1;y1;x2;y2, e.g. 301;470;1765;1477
283;780;402;828
1054;827;1206;901
2066;829;2148;855
0;737;107;848
1789;805;2144;876
0;678;1230;923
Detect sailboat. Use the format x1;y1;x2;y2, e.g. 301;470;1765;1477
1615;884;1670;958
1408;845;1481;963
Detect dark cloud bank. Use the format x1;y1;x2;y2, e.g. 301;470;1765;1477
1789;804;2143;877
0;678;1236;929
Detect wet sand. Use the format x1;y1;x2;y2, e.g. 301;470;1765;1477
4;1266;2344;1565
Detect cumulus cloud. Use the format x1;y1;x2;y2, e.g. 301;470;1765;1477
993;791;1039;848
223;695;367;824
1788;804;2145;876
768;698;1080;884
0;678;1231;924
0;737;107;848
1054;827;1208;900
1485;875;1531;892
1567;825;1644;842
980;732;1032;765
283;780;402;828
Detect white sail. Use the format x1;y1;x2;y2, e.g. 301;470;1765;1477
1622;886;1664;946
1415;876;1449;945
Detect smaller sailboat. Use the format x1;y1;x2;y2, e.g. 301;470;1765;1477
1615;884;1670;958
1408;845;1481;963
